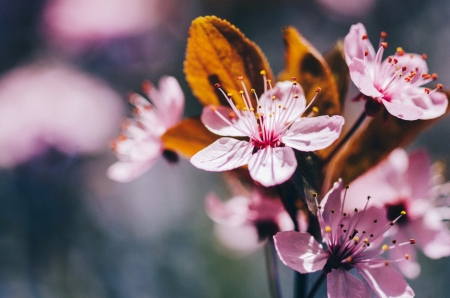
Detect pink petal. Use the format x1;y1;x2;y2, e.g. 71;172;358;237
129;138;163;161
107;159;157;182
248;146;297;187
349;58;383;97
327;269;371;298
381;98;424;120
406;150;431;200
201;105;248;137
213;223;262;256
190;138;253;172
408;90;448;120
320;179;343;232
205;193;249;226
282;115;344;152
273;231;328;274
394;54;428;85
258;81;306;122
344;23;376;65
409;214;450;259
358;263;414;298
388;231;421;279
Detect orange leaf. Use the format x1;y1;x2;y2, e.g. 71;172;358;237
161;117;220;159
324;40;349;110
185;16;274;108
278;27;341;117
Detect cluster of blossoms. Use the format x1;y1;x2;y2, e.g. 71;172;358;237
107;18;450;298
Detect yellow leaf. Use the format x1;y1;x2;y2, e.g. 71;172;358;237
161;117;220;159
278;27;341;117
185;16;274;108
327;93;450;186
324;41;349;110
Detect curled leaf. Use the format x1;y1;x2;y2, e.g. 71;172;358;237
278;27;341;117
161;117;220;159
185;16;274;108
324;40;349;109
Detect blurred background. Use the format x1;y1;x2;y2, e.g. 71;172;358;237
0;0;450;297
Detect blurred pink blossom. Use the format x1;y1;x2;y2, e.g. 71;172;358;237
205;189;305;256
0;63;124;168
346;148;450;279
316;0;375;19
107;76;184;182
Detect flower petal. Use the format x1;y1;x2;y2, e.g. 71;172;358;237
395;54;428;85
406;150;431;200
190;138;253;172
107;159;157;182
388;231;421;279
282;115;344;152
320;179;343;233
201;105;248;137
344;23;376;65
248;146;297;187
349;58;383;98
327;269;371;298
359;263;414;298
214;223;262;256
409;214;450;259
205;193;249;226
408;89;448;120
273;231;328;274
381;97;424;120
148;76;184;127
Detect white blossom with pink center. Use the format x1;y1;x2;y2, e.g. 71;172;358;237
345;148;450;279
0;63;123;168
274;180;415;298
107;76;184;182
190;77;344;187
344;23;448;120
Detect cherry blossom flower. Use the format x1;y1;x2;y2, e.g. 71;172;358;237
205;190;297;255
346;148;450;279
344;23;448;120
0;63;123;168
274;180;415;298
107;76;184;182
190;76;344;187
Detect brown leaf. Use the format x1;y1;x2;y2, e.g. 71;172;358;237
278;27;341;117
327;92;450;186
324;40;349;109
161;117;220;159
184;16;274;108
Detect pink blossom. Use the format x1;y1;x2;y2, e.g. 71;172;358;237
107;76;184;182
344;23;448;120
205;189;306;255
346;148;450;279
190;78;344;187
274;180;415;298
0;63;123;168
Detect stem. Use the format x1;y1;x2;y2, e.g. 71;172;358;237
265;237;282;298
294;271;307;298
306;274;326;298
323;110;367;165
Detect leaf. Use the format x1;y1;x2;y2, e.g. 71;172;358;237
324;40;349;109
185;16;274;108
278;27;341;117
161;117;220;159
327;93;450;186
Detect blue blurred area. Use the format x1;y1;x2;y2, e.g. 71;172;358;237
0;0;449;297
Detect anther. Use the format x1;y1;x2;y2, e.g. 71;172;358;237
315;87;321;92
354;208;359;212
385;261;390;266
437;83;443;90
367;196;371;200
390;221;395;226
425;88;430;94
294;94;299;98
432;73;438;80
362;34;368;40
260;70;266;75
374;220;378;223
364;50;369;56
410;239;416;244
227;92;232;97
340;224;344;228
405;254;410;260
422;54;428;60
237;76;243;80
325;226;332;233
291;77;296;81
382;244;388;251
331;209;335;213
266;79;272;84
239;90;244;95
345;185;349;189
392;240;397;244
343;213;347;217
364;238;369;244
312;107;319;114
272;95;276;100
313;193;318;197
381;42;388;49
250;89;255;93
402;66;407;72
211;106;217;111
397;47;405;56
214;83;221;88
346;256;352;262
400;210;406;216
370;234;374;237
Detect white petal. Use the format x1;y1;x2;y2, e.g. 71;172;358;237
201;105;249;137
349;58;383;98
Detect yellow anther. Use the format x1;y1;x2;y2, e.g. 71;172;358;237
353;236;359;242
363;238;369;244
294;94;299;98
239;90;244;95
312;107;319;113
260;70;266;75
325;226;332;233
250;88;255;92
400;211;406;216
266;79;272;84
272;95;276;100
211;106;217;111
227;92;232;97
397;47;403;53
249;108;254;111
278;104;282;108
382;244;388;251
243;107;248;111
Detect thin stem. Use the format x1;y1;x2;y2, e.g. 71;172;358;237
323;110;367;165
265;237;282;298
306;274;326;298
294;271;307;298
